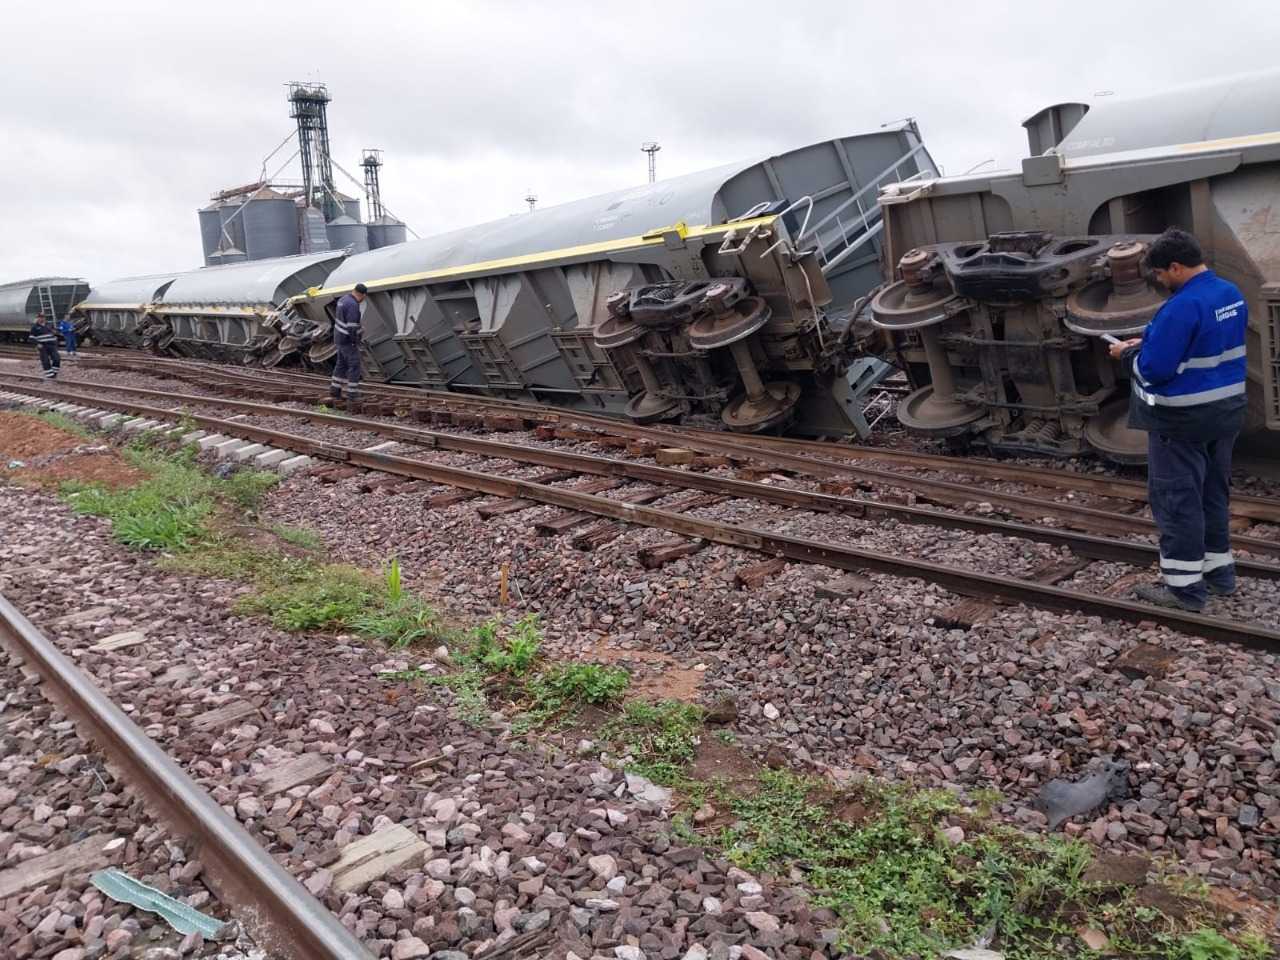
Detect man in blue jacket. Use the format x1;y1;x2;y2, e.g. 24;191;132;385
58;317;78;355
329;282;368;410
1108;228;1247;611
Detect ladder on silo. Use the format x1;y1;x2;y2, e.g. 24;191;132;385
36;284;58;321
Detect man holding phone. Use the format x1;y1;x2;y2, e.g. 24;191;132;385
1108;228;1248;611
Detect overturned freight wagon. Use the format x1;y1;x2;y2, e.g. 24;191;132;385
74;274;178;348
76;253;345;362
0;277;90;340
292;127;936;435
870;69;1280;464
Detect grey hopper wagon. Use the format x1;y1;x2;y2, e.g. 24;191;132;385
0;277;91;340
75;274;179;348
75;253;345;364
292;126;936;436
872;68;1280;464
154;251;345;364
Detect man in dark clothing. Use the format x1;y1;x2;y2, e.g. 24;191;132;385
30;313;60;379
329;283;368;410
58;317;78;355
1108;228;1248;611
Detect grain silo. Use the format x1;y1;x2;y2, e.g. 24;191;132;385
242;189;301;259
325;215;369;254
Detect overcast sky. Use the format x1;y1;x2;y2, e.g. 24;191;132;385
3;0;1278;282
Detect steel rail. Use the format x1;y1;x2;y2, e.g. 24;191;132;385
0;593;372;960
10;369;1280;562
7;373;1280;581
76;356;1280;531
101;355;1280;524
2;384;1275;651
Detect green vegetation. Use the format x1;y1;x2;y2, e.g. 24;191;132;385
516;661;631;731
701;769;1270;959
62;443;278;550
31;409;90;438
237;564;375;630
269;523;323;550
380;613;633;730
1162;929;1269;960
602;699;704;784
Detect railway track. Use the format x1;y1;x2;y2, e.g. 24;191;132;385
4;368;1280;570
9;345;1280;526
2;374;1276;652
67;353;1280;529
7;364;1280;565
0;593;372;960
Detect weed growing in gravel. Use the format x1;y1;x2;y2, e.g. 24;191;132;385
421;671;491;726
379;614;632;730
602;699;704;784
475;613;541;675
709;770;1258;960
515;662;631;731
64;462;213;550
219;469;280;512
268;524;322;550
352;595;446;648
235;564;375;630
62;445;279;550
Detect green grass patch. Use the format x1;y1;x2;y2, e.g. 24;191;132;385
709;769;1265;959
61;443;279;551
29;409;91;438
379;612;633;731
516;662;631;732
352;593;449;648
269;524;323;550
235;564;375;630
602;699;704;785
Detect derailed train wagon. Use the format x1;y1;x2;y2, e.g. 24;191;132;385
870;69;1280;463
75;253;345;362
292;127;936;435
0;278;90;339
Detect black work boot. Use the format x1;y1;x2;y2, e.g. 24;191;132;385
1134;583;1204;613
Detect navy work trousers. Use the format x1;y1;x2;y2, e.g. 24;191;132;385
330;335;362;400
1147;430;1237;605
37;343;60;378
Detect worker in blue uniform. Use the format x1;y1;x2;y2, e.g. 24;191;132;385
329;282;368;411
1109;228;1248;611
57;317;78;356
29;313;60;379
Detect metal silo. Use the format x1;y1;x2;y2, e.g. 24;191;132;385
366;216;407;250
243;192;300;260
218;201;246;253
198;203;223;264
325;215;369;254
342;195;361;222
208;245;247;265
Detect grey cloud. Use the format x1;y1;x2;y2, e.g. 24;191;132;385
2;0;1277;282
